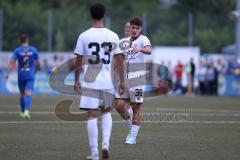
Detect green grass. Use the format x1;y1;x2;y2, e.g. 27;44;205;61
0;95;240;160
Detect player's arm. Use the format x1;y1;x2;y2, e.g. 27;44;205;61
35;60;41;71
6;51;17;79
139;45;151;55
114;54;126;94
7;60;16;75
132;45;151;55
133;36;152;55
33;48;41;71
114;35;126;93
73;34;85;91
74;54;83;91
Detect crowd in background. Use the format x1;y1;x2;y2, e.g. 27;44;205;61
2;53;240;96
0;54;67;75
156;57;240;96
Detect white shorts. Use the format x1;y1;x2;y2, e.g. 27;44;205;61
116;76;146;103
80;88;115;110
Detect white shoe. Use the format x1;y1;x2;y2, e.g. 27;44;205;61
86;153;99;160
125;134;131;141
124;135;136;144
24;110;31;119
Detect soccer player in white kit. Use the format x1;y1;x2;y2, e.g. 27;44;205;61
74;4;125;160
114;22;134;126
115;16;152;144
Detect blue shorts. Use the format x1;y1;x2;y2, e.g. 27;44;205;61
18;79;35;93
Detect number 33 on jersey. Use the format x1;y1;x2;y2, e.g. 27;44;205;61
74;27;122;90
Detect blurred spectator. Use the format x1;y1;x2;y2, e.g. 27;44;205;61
42;59;52;74
50;54;60;70
48;54;64;74
59;55;64;63
198;60;207;95
216;59;226;74
166;61;173;82
53;54;59;66
226;59;238;75
227;59;240;76
186;58;195;95
157;60;167;79
213;63;219;96
174;60;184;94
156;61;173;95
206;62;218;95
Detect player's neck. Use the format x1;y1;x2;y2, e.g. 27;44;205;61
130;34;140;41
91;20;104;28
22;43;29;47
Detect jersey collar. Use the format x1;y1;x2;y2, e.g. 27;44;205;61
130;34;141;42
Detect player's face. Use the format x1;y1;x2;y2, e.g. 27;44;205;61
130;25;142;38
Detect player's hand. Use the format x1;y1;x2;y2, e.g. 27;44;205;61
132;47;141;54
74;81;81;92
119;82;126;95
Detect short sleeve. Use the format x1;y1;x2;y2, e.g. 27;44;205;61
74;34;85;55
142;36;151;48
11;49;18;60
112;34;123;56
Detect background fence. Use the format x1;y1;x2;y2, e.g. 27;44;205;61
0;7;235;53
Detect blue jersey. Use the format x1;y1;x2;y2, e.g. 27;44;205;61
12;45;39;80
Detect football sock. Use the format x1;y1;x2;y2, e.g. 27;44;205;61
25;95;32;111
125;119;132;128
127;107;133;117
125;107;133;128
20;97;25;112
87;118;98;155
102;112;112;150
130;125;140;138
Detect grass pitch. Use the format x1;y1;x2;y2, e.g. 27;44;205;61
0;95;240;160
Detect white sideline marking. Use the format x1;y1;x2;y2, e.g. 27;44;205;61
0;111;53;114
0;111;240;116
1;105;240;113
0;121;240;124
146;108;240;113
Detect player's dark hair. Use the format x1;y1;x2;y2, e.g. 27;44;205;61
90;3;105;20
19;34;29;43
130;16;142;26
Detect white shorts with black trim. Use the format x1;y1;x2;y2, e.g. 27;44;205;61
116;75;146;103
80;88;115;110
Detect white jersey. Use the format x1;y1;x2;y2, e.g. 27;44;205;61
124;35;151;78
74;27;122;89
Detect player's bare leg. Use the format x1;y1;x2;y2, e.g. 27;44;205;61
86;109;100;160
115;99;132;128
125;103;133;121
125;103;141;144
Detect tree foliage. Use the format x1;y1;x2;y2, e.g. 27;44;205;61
0;0;236;53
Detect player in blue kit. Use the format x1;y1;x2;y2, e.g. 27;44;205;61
7;34;40;119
